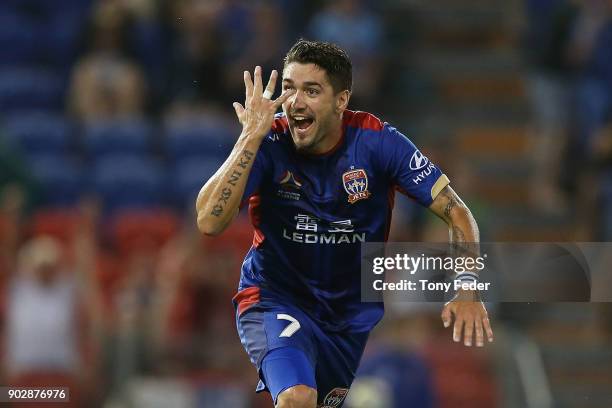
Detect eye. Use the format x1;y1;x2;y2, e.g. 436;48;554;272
283;85;295;91
306;88;319;96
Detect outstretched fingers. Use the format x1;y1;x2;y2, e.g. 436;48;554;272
483;315;494;343
441;304;452;328
463;318;474;347
244;70;253;104
232;102;245;120
475;318;484;347
263;69;278;99
252;65;263;100
453;317;464;343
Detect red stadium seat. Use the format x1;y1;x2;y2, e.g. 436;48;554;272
109;209;180;255
423;339;499;408
28;208;81;244
0;212;10;243
201;215;253;257
94;251;123;314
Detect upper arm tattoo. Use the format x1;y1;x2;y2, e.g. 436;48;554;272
431;185;466;223
443;192;459;219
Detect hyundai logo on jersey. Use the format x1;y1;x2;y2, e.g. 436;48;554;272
409;150;429;170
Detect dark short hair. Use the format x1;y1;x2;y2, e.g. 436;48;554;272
284;39;352;94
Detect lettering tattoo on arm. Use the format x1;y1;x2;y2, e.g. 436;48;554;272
210;150;255;217
228;170;242;187
238;150;254;169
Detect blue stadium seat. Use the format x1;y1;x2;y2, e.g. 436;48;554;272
3;112;72;155
83;119;153;158
164;118;237;163
169;156;224;208
91;154;166;213
355;346;435;408
28;153;84;207
43;13;86;68
0;68;64;112
0;12;37;65
1;0;94;18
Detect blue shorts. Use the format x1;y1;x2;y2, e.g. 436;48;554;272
235;300;369;407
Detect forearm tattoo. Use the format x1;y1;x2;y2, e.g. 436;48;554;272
210;149;254;217
451;224;479;260
438;187;478;258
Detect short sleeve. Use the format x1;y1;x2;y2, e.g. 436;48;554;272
240;138;271;208
380;124;450;207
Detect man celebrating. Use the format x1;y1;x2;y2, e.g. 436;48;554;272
196;40;493;408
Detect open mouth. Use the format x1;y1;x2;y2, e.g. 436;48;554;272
291;116;314;133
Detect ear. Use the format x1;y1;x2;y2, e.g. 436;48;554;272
335;90;351;113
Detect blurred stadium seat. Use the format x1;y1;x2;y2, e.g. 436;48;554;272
201;215;254;258
4;112;73;156
164;117;236;163
0;212;11;245
352;346;436;408
43;13;88;69
0;12;37;65
169;156;224;209
83;119;153;158
27;153;84;206
28;208;81;244
0;0;93;17
0;67;64;112
424;340;498;408
109;209;180;255
91;154;166;213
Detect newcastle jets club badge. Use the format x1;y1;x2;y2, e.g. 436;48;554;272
342;169;371;204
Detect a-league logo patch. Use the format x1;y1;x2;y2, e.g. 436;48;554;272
319;388;349;408
342;169;371;204
277;170;302;200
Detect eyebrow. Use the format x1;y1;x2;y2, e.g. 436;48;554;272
282;79;323;88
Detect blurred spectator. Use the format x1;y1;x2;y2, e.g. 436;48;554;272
104;245;159;397
564;0;612;238
307;0;385;107
224;3;288;106
567;0;612;153
1;234;101;407
522;0;575;213
68;0;146;121
163;0;227;111
588;123;612;239
0;185;25;318
152;227;243;374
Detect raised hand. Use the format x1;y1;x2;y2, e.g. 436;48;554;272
233;66;295;141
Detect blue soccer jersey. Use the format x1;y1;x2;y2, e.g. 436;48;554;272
233;110;449;333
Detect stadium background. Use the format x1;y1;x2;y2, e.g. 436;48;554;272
0;0;611;406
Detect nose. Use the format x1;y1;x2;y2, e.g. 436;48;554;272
288;89;306;110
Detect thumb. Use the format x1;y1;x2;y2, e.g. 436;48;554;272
233;102;245;118
441;305;452;328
